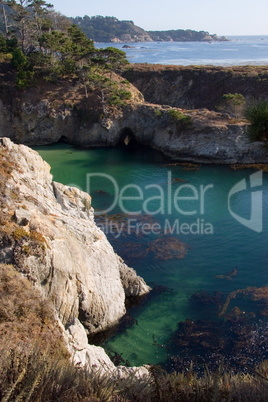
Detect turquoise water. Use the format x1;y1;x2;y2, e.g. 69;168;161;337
95;36;268;66
34;144;268;369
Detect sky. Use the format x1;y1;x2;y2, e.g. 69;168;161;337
50;0;268;36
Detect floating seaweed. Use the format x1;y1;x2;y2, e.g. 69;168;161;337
166;314;268;373
173;177;187;183
216;266;238;280
148;237;190;260
219;285;268;317
230;163;268;172
162;162;200;171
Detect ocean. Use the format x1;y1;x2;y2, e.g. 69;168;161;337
95;36;268;66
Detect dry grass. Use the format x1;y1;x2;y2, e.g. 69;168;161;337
0;264;68;356
0;264;99;401
0;266;268;401
150;362;268;402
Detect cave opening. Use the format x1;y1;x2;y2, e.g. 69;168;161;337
58;135;69;144
119;128;143;150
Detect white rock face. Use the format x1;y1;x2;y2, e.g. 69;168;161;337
65;318;150;380
0;137;150;335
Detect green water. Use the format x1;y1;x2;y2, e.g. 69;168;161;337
34;143;268;369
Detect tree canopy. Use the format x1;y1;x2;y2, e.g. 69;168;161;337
0;0;129;104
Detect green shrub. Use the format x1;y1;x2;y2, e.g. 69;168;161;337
11;48;27;70
15;69;35;89
245;100;268;143
220;93;245;118
109;94;126;107
222;93;245;105
11;49;35;89
117;88;132;100
168;109;192;130
109;89;131;107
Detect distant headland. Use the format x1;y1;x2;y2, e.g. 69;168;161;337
70;15;229;43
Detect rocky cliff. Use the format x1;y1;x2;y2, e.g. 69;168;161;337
122;64;268;110
0;66;267;163
0;137;150;376
0;93;267;164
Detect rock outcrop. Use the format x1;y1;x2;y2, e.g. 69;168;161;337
0;137;151;378
65;318;149;380
0;66;267;163
0;137;150;336
122;64;268;110
147;30;228;42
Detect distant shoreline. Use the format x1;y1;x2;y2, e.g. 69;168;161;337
71;15;229;43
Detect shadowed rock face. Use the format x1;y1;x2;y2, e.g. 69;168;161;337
0;91;267;163
122;65;268;110
1;92;267;163
0;65;267;163
0;138;150;335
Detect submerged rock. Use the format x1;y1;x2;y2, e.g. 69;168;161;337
148;237;190;260
190;290;224;306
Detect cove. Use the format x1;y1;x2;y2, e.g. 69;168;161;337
34;143;268;372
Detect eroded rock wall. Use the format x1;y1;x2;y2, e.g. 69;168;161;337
0;68;267;163
122;65;268;110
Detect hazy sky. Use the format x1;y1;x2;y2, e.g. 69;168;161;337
51;0;268;36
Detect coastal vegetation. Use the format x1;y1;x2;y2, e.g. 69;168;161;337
148;29;228;42
168;109;193;130
221;93;245;118
245;99;268;145
0;0;130;111
70;15;228;43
